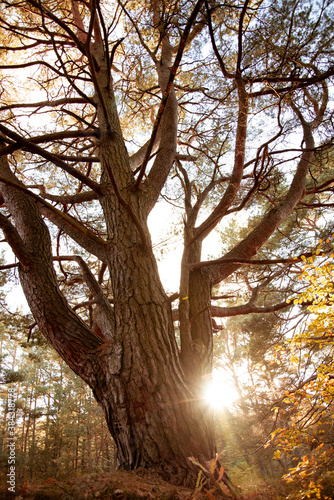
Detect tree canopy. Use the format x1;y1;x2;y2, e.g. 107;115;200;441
0;0;334;493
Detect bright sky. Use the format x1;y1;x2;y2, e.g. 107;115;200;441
148;196;224;293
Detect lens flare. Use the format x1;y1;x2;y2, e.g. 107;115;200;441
204;372;238;410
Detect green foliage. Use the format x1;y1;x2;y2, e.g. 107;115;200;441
270;239;334;499
0;315;114;483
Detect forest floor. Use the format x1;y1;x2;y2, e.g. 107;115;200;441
0;469;283;500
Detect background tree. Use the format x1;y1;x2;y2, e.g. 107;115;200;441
0;0;333;489
0;316;113;482
208;208;334;492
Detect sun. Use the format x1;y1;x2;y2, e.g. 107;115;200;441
204;371;238;410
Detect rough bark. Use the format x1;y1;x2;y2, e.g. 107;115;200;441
0;1;219;486
0;0;331;495
0;141;216;481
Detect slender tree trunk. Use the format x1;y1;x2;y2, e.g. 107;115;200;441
75;431;79;475
30;396;37;479
44;391;51;453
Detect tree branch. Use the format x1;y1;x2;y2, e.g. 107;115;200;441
0;129;98;158
40;190;99;204
206;115;316;286
0;214;31;268
0;141;104;384
211;301;290;318
191;77;249;243
236;0;250;75
0;97;89;112
28;0;86;55
189;255;307;270
0;175;106;261
40;204;107;261
54;255;115;340
205;1;234;79
133;0;205;192
0;123;102;194
0;263;19;270
248;66;334;98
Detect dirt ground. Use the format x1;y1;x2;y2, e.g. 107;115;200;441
0;469;280;500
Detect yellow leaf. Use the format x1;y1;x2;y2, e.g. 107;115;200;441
208;458;216;475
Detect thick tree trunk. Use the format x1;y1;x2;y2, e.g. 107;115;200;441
0;149;216;485
79;29;218;477
0;13;220;486
0;1;330;497
93;328;215;473
94;169;216;473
